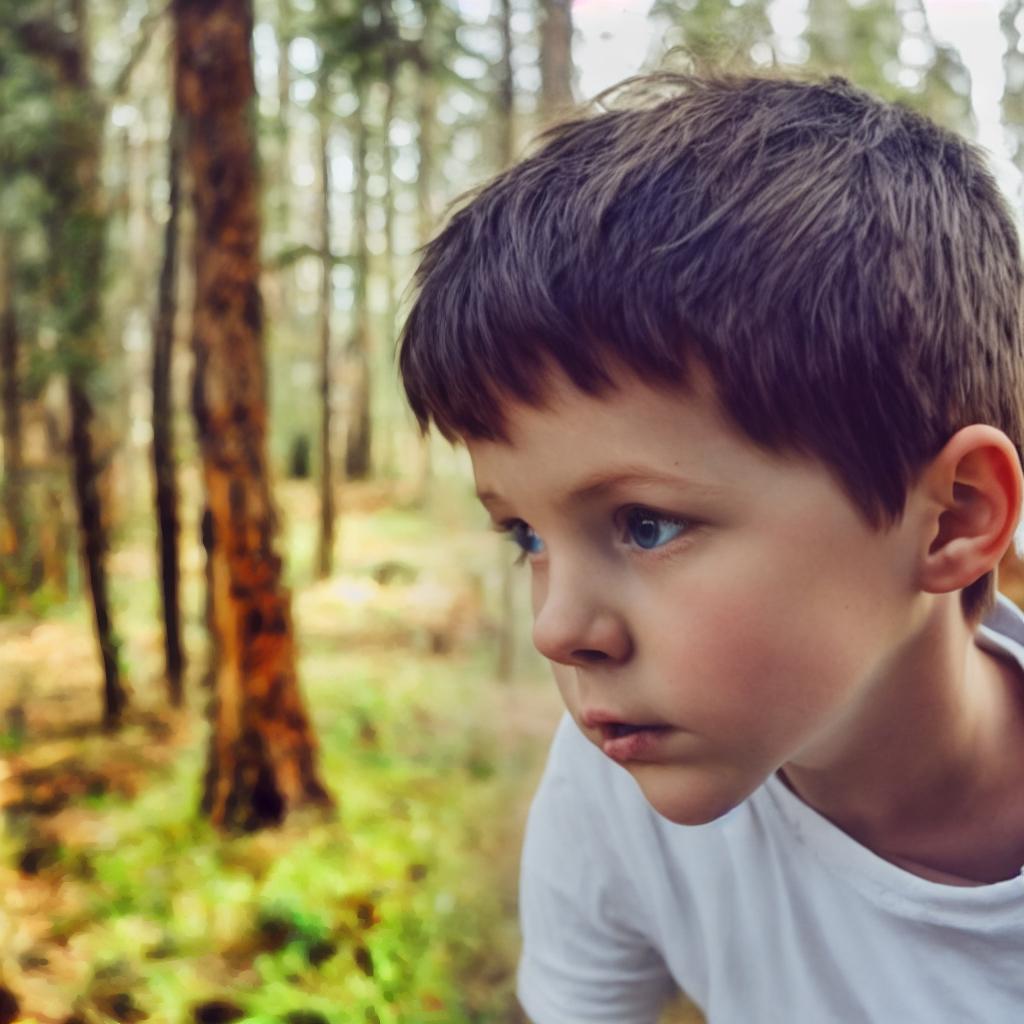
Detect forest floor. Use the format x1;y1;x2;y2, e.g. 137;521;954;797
0;473;702;1024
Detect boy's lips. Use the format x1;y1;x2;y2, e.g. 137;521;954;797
580;709;673;762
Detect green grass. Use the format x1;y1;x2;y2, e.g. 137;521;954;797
1;473;552;1023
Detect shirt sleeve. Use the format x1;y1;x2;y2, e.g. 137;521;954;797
516;716;678;1024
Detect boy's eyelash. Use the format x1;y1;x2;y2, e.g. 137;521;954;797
492;519;530;565
618;506;693;551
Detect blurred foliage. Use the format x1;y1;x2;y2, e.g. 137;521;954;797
804;0;974;130
0;2;111;377
651;0;775;68
1003;0;1024;177
1;477;549;1021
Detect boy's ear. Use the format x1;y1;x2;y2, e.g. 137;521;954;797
915;425;1023;597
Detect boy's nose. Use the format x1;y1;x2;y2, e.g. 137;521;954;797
531;567;632;667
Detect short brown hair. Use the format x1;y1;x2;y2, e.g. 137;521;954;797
398;72;1024;620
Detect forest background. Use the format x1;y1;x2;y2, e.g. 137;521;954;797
2;1;1024;1022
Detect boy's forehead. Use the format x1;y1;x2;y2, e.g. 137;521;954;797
466;365;777;505
482;360;729;448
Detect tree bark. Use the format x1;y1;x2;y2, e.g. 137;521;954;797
412;9;439;501
0;236;29;593
40;397;71;596
416;6;438;252
201;504;217;689
538;0;574;123
344;88;373;481
152;113;186;706
69;379;126;726
276;0;293;233
274;0;294;319
496;0;516;169
174;0;333;830
379;45;399;479
315;80;335;579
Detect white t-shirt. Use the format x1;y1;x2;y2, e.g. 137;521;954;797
517;595;1024;1024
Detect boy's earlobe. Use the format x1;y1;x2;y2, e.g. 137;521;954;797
916;426;1023;596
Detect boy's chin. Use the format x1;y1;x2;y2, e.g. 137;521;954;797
630;765;761;827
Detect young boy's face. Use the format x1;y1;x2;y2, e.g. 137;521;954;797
468;365;929;825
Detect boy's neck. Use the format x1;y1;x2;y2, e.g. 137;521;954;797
780;594;1024;885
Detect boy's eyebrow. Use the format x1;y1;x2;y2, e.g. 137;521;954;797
476;466;725;509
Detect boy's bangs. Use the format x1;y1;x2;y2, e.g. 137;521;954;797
397;239;621;443
397;148;694;442
399;72;1024;547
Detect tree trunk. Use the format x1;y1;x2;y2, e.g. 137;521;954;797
277;0;292;214
0;236;30;594
416;7;438;252
15;0;123;708
315;81;335;579
538;0;574;123
57;1;128;727
201;504;217;689
276;0;293;230
174;0;333;830
379;53;399;479
152;113;185;706
496;0;516;169
69;380;126;726
413;12;438;501
274;0;294;319
40;398;71;596
344;90;373;481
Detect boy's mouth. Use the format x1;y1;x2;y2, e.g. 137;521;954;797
607;723;649;739
595;722;673;763
585;712;671;753
581;711;668;743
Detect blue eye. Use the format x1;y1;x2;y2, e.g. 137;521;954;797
509;520;545;556
625;508;687;550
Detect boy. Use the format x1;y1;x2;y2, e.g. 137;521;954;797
399;73;1024;1022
